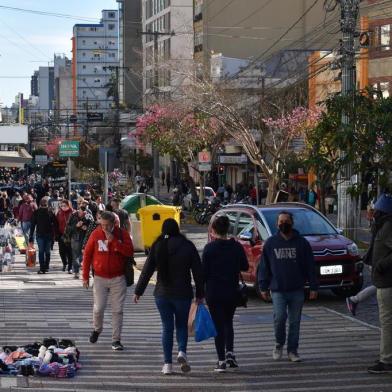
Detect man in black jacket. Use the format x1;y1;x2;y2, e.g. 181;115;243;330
29;197;57;274
367;194;392;374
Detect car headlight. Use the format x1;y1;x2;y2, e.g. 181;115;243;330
347;242;359;256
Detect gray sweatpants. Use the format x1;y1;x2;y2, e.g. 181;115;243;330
350;285;377;303
93;275;127;342
378;287;392;364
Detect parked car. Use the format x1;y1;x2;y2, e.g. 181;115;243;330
182;186;216;210
208;203;363;298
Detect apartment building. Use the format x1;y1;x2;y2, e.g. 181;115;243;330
117;0;143;110
141;0;194;104
54;55;72;120
72;10;119;115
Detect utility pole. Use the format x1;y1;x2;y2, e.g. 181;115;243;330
140;30;175;198
337;0;360;239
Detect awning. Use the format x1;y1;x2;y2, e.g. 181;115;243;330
0;148;32;168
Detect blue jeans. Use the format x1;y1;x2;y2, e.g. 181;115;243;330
36;236;52;272
21;221;31;243
71;239;83;274
155;296;192;364
271;290;305;354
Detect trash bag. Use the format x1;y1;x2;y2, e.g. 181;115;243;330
195;304;217;342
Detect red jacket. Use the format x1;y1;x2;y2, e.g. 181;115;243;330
56;208;73;235
82;226;133;281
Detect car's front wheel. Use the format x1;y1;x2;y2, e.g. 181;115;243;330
331;277;364;298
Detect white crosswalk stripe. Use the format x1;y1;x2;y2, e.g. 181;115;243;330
0;246;390;391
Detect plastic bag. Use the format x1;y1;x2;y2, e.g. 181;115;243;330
26;245;36;268
195;304;217;342
188;302;198;337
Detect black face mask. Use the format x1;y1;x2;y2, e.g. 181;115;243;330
80;206;87;212
279;223;292;235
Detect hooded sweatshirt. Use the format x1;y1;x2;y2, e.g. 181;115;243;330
258;229;318;292
134;236;204;299
202;238;249;302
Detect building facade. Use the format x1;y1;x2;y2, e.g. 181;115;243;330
141;0;194;104
54;55;73;120
117;0;143;110
72;10;119;115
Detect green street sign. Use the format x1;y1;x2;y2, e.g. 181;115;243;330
59;141;80;157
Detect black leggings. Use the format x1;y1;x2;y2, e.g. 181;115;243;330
207;301;236;361
58;237;72;271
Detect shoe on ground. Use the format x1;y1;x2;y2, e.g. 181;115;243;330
346;297;358;316
177;351;191;373
288;352;302;362
68;270;72;274
226;352;239;368
37;270;45;274
368;361;392;374
214;361;227;373
112;341;124;351
62;266;66;272
73;273;79;279
272;345;283;361
162;363;173;375
89;330;100;344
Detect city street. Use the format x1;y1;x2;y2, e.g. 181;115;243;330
0;224;389;392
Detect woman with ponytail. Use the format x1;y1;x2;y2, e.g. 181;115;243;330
134;219;204;375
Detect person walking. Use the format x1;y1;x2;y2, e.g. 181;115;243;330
258;211;318;362
110;198;131;232
82;211;133;351
29;197;57;274
65;199;94;279
202;216;248;372
367;194;392;374
166;171;171;194
161;170;166;186
18;195;37;243
134;219;204;375
56;199;73;273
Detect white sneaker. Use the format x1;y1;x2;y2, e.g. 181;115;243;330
162;363;173;375
288;352;301;362
272;345;283;360
177;351;191;373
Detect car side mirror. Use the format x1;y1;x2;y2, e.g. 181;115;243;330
239;231;253;242
337;228;344;235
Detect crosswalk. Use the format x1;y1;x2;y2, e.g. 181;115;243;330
0;247;391;391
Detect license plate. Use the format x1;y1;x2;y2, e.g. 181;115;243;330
320;265;343;275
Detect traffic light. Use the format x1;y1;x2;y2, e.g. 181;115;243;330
219;166;224;174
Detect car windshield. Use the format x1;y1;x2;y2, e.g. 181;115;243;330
261;208;337;236
196;188;214;197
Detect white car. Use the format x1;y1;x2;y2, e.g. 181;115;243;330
182;186;216;210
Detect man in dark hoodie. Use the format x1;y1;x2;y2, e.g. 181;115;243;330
29;197;57;274
258;211;318;362
367;194;392;374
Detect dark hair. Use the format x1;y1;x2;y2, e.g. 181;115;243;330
212;215;230;236
111;198;121;205
154;219;183;285
277;210;294;223
105;203;113;212
100;211;116;224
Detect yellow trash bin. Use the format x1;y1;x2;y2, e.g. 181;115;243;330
138;205;181;251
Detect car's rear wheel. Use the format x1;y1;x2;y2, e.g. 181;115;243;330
331;277;363;298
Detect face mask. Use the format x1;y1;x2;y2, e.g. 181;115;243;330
279;222;292;235
80;206;87;212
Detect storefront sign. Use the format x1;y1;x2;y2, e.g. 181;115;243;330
219;154;248;165
59;141;80;158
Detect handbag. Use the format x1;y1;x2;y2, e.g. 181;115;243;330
188;302;198;337
124;256;136;287
195;304;217;342
236;273;248;308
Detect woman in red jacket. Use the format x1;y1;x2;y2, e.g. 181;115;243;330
56;199;73;272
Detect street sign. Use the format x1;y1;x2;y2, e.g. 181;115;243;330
199;163;211;172
35;155;48;165
198;151;211;163
59;141;80;158
87;112;104;122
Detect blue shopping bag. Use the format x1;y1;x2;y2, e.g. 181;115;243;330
195;304;217;342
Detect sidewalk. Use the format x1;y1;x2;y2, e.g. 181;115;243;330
0;247;390;392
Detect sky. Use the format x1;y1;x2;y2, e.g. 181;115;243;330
0;0;117;107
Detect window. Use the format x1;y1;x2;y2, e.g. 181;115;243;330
108;11;115;18
82;65;86;69
108;23;115;31
94;79;101;83
82;52;86;56
94;53;101;58
373;81;390;98
380;24;391;50
82;40;86;44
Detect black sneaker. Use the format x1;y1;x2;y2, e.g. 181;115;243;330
62;266;66;272
214;361;226;373
368;361;392;374
89;330;100;344
226;352;238;368
112;341;124;351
